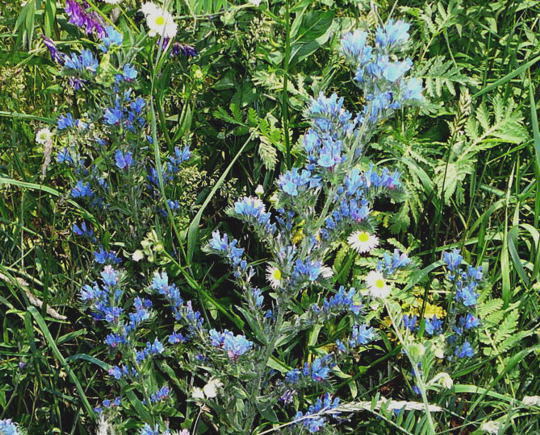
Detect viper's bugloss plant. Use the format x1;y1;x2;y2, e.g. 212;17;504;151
39;22;193;261
72;18;487;435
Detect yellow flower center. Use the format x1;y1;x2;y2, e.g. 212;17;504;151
375;279;385;288
357;232;370;243
155;16;166;26
272;269;282;280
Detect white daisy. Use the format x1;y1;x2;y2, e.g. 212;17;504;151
144;6;177;39
365;270;390;298
348;230;378;253
35;127;53;145
266;265;283;288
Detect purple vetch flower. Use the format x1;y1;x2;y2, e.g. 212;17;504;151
171;42;198;57
65;0;105;37
42;35;66;64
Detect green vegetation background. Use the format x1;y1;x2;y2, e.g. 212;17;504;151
0;0;538;433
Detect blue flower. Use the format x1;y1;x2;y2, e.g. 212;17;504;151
115;149;134;169
208;329;253;359
401;77;423;101
377;249;410;275
424;316;443;335
233;196;276;234
458;313;480;330
130;97;146;114
139;424;165;435
443;249;463;271
101;266;119;287
64;49;98;72
341;30;372;65
122;63;138;81
319;286;361;315
94;247;121;264
293;393;340;433
57;147;73;164
375;20;410;48
349;324;376;347
57;113;75;130
72;221;94;238
455;341;474;358
168;332;187;344
0;419;20;435
136;338;165;363
104;333;127;348
100;26;123;52
306;355;334;381
403;314;418;332
104;107;123;125
379;57;412;82
71;180;93;198
278;167;320;196
252;288;264;307
151;271;183;314
149;386;170;403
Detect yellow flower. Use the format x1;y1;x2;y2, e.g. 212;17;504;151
292;228;304;245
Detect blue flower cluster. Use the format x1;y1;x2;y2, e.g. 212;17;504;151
209;329;253;360
94;397;122;414
285;354;335;384
207;231;250;278
293;393;341;433
0;419;20;435
233;196;276;235
377;249;411;275
94;247;122;265
342;21;422;120
443;249;482;358
312;286;361;316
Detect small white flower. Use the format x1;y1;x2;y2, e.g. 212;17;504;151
480;420;501;434
104;0;123;4
266;265;283;289
348;230;379;253
132;250;145;262
365;270;390;298
320;266;333;278
522;396;540;406
144;5;177;39
431;372;453;389
255;184;264;196
192;387;205;400
202;378;223;398
35;127;53;145
249;0;262;6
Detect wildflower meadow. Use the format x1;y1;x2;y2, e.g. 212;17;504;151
1;0;539;434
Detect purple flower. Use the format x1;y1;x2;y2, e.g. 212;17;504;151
42;35;65;64
65;0;105;37
171;42;198;57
